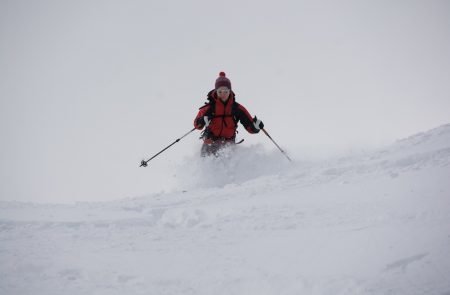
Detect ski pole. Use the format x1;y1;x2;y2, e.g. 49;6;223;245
261;128;293;162
140;127;196;167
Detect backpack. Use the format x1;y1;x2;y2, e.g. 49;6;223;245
198;90;241;140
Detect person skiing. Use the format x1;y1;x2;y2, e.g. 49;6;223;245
194;72;264;156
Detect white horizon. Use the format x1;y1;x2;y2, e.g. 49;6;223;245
1;0;450;203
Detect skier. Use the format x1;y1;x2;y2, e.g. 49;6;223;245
194;72;264;156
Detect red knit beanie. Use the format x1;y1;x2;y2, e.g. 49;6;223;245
215;72;232;90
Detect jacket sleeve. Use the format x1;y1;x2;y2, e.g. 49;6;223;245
236;103;259;134
194;105;211;130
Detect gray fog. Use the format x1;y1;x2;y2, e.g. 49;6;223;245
1;0;449;203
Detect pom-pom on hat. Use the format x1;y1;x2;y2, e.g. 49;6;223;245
215;71;232;90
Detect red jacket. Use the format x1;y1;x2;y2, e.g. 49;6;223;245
194;90;259;140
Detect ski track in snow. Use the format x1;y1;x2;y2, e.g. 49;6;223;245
1;124;450;294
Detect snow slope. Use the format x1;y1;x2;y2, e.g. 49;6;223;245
1;124;450;295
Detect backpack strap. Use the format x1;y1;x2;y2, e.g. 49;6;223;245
231;101;239;127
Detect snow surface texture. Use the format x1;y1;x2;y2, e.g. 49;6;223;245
1;124;450;295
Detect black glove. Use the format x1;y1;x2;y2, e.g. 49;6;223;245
196;116;211;128
253;116;264;130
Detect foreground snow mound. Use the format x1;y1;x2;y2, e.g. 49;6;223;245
1;124;450;295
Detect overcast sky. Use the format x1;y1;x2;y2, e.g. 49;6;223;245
1;0;449;203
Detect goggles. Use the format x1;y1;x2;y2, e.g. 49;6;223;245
217;87;230;94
